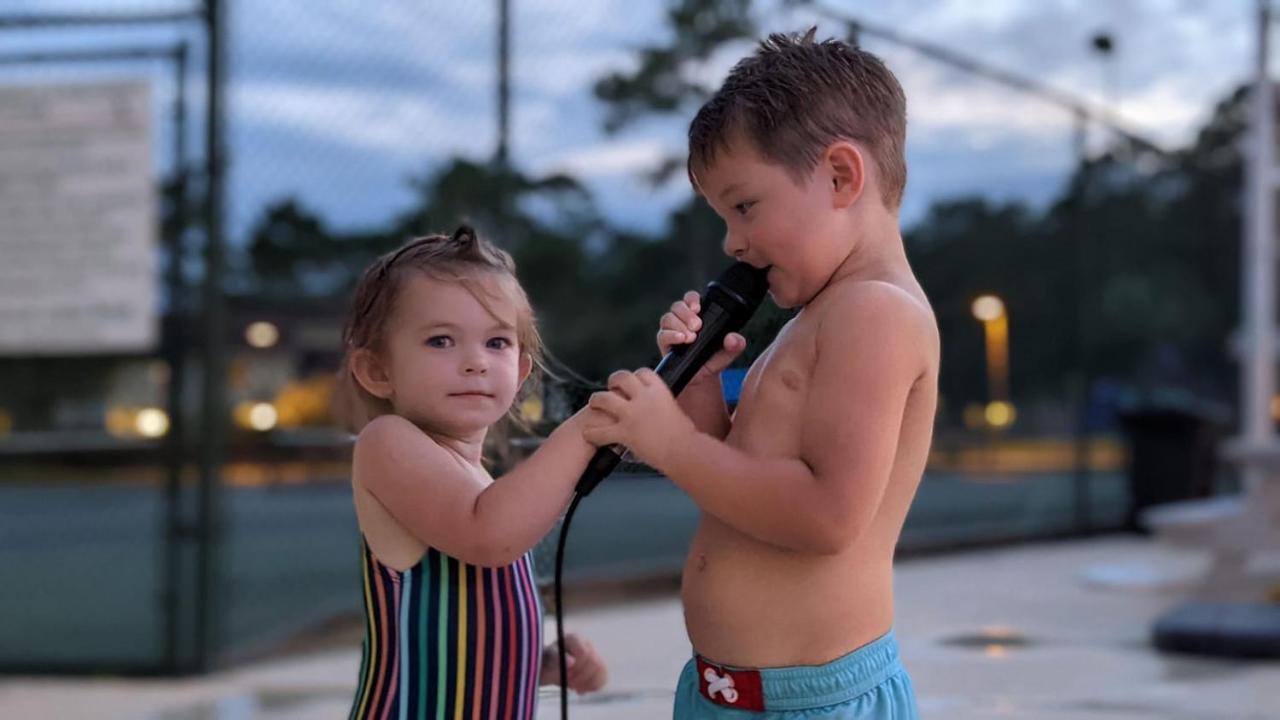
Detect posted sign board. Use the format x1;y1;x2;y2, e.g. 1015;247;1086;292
0;81;157;355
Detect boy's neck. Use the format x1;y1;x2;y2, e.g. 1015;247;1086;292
823;204;909;290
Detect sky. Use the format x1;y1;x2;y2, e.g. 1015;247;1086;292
0;0;1263;244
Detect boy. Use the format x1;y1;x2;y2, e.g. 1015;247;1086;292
582;29;936;719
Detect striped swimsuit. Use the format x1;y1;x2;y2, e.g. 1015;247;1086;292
349;541;544;720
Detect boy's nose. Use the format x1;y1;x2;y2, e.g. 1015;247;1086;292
722;231;747;258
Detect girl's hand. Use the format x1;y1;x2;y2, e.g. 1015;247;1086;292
582;369;693;471
540;634;608;693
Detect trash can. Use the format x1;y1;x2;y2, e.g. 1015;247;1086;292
1117;399;1223;533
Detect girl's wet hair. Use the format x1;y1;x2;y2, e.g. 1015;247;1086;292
333;224;543;433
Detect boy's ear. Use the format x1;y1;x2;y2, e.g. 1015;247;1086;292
350;348;395;400
825;141;865;210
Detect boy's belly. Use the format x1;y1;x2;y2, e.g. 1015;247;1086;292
680;517;896;668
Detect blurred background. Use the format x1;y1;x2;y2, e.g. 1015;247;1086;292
0;0;1267;700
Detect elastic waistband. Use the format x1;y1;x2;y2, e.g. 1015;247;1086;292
697;629;904;712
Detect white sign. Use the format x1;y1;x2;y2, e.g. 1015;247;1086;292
0;81;157;355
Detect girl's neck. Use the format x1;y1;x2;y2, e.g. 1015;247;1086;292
417;421;488;467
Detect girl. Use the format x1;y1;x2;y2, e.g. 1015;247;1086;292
335;224;607;719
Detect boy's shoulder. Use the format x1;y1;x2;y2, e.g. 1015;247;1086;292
812;278;935;334
804;278;938;370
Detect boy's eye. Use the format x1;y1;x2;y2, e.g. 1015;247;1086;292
487;337;513;350
734;201;755;216
426;335;453;348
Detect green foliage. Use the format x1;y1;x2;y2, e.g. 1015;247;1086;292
238;4;1250;427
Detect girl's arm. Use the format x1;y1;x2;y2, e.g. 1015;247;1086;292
354;409;596;567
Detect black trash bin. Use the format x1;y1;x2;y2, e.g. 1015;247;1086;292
1117;401;1223;533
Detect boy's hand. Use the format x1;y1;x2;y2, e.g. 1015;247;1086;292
582;369;693;471
659;291;747;385
540;634;608;693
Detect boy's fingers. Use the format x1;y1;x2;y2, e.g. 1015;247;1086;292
671;301;701;331
683;290;700;311
657;329;688;352
587;392;624;419
703;334;747;374
581;426;615;447
606;370;640;398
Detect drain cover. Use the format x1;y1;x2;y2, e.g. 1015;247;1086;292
940;627;1035;650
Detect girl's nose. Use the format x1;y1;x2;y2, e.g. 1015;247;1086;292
462;352;489;375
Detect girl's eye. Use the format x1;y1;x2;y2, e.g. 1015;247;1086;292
426;336;452;348
734;201;755;216
487;337;513;350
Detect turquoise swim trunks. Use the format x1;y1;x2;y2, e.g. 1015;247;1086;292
672;630;918;719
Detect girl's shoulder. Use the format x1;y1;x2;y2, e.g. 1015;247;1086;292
353;415;448;474
352;416;437;570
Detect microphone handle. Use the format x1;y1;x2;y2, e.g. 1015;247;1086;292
575;445;625;497
574;301;735;497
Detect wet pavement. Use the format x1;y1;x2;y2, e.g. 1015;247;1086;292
2;536;1277;719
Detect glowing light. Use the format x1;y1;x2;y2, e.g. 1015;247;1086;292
986;401;1017;428
519;395;544;423
248;402;278;431
245;321;280;349
135;408;170;438
972;295;1006;322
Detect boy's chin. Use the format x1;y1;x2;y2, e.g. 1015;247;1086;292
767;289;797;309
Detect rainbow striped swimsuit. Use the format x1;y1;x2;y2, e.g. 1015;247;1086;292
349;541;544;720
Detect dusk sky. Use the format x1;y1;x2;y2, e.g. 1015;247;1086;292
1;1;1261;243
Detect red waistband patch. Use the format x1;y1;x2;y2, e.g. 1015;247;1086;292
695;656;765;712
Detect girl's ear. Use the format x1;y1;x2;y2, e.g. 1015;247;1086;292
517;352;533;387
350;348;394;400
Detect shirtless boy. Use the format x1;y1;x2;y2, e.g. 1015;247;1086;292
583;29;937;719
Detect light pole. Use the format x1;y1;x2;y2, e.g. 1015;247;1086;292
1090;31;1119;117
973;295;1015;429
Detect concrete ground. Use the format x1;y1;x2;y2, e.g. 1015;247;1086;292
2;536;1278;719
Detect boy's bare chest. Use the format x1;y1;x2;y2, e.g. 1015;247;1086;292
727;322;815;452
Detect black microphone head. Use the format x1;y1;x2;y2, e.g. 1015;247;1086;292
708;261;770;314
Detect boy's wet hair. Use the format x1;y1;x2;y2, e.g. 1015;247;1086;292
688;27;907;210
333;224;543;434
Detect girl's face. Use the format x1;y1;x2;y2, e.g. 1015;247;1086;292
367;273;531;438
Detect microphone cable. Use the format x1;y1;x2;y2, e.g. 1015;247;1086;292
553;490;585;720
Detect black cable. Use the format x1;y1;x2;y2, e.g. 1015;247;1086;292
554;490;585;720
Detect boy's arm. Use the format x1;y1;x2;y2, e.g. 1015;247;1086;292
674;376;732;440
355;410;596;567
605;285;925;554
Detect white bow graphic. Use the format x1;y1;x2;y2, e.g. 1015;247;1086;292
703;668;740;703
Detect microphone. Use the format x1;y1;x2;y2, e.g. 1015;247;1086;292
574;261;770;497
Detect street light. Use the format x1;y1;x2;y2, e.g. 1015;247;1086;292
972;294;1015;429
